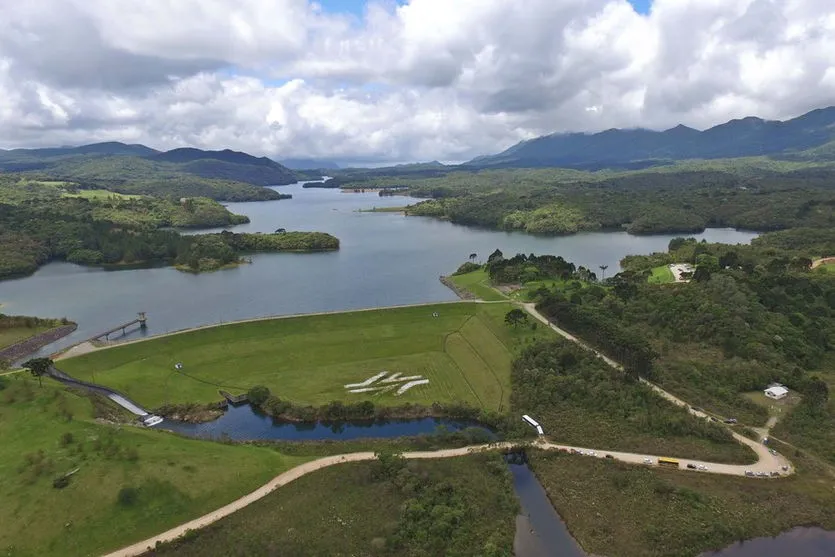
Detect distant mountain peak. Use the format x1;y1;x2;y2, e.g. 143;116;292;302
465;105;835;169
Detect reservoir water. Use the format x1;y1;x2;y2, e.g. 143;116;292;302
162;402;492;442
0;180;758;354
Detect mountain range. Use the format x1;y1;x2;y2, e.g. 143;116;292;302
466;106;835;169
0;143;300;186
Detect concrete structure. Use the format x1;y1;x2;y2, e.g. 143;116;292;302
764;384;789;400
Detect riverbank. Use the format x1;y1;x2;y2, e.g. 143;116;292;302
439;275;477;300
0;322;77;364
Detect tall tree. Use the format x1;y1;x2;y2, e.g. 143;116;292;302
22;357;53;388
599;264;609;280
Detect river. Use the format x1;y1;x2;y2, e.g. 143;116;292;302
0;180;758;354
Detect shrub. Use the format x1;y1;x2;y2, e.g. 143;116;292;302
453;262;481;275
117;486;139;507
53;476;70;489
247;385;271;407
59;432;74;446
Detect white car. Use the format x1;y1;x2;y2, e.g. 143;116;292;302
589;451;596;456
643;458;653;464
697;464;706;471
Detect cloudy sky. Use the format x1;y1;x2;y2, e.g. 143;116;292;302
1;0;834;164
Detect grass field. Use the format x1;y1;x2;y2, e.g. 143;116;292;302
648;265;675;284
813;262;835;273
0;326;52;350
62;189;142;200
448;270;508;301
148;454;518;557
0;375;308;557
530;448;835;557
61;302;548;412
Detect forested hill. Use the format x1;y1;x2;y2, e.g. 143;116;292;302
0;142;301;189
468;106;835;169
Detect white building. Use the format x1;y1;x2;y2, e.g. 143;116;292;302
764;385;789;400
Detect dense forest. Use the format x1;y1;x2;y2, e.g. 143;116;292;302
404;168;835;235
496;230;835;463
0;176;337;279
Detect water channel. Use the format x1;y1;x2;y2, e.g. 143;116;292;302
0;180;759;355
162;402;491;442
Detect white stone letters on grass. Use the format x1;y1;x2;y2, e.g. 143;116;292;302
344;371;428;396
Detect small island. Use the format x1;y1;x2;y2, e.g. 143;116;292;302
176;231;340;273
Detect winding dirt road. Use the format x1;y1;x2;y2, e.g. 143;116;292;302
521;303;792;475
98;300;793;557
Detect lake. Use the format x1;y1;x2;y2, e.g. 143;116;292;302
0;180;758;354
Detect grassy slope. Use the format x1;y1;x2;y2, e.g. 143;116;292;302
530;449;835;557
62;189;141;200
0;376;308;557
0;326;52;350
148;455;518;557
448;269;508;301
648;265;675;284
61;303;545;412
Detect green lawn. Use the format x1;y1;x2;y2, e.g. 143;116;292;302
62;189;142;200
61;302;543;412
448;270;508;301
148;454;518;557
0;375;308;557
648;265;675;284
0;326;52;350
813;262;835;273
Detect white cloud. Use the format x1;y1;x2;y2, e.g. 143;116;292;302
0;0;834;162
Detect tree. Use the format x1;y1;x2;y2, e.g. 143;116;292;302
22;357;52;388
247;385;271;407
504;308;529;328
469;252;477;263
599;264;609;280
487;249;503;264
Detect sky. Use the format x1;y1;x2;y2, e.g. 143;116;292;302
1;0;834;164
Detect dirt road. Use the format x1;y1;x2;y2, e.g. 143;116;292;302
99;300;793;557
521;303;792;475
103;432;792;557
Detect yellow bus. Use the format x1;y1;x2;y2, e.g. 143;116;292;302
658;458;680;469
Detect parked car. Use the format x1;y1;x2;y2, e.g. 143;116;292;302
605;454;614;459
643;458;653;464
686;463;697;469
745;471;754;477
724;418;738;424
771;471;780;477
769;449;777;455
697;464;706;471
782;465;789;471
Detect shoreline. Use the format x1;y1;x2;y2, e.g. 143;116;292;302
1;323;78;363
